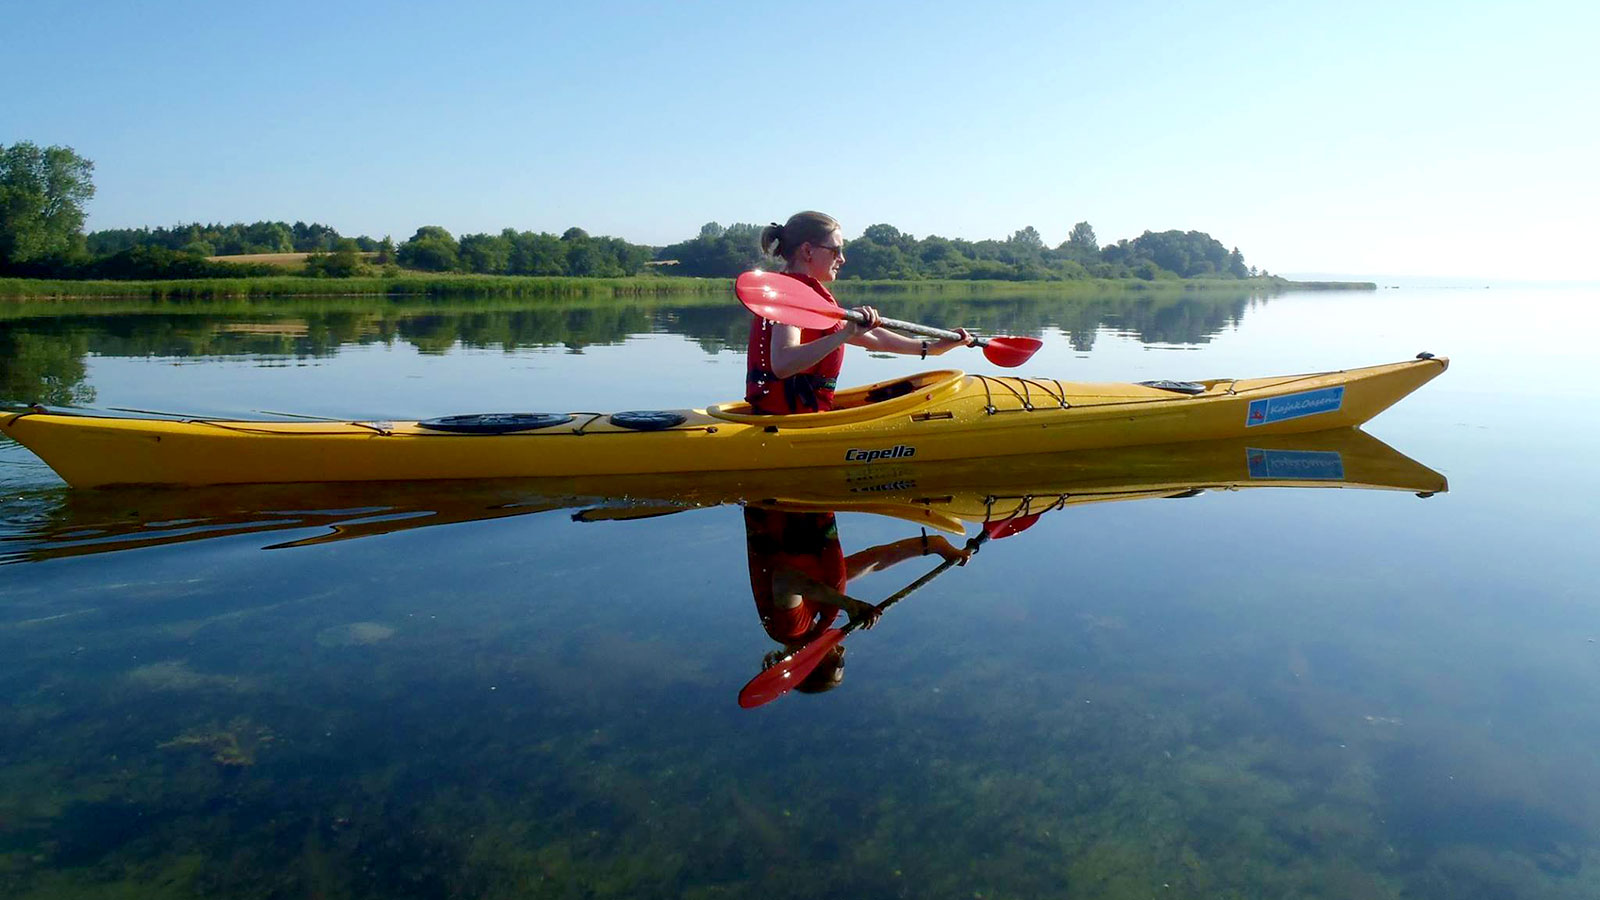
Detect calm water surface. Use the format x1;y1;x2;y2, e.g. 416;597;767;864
2;282;1598;898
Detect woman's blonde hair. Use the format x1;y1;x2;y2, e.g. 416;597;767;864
759;211;841;262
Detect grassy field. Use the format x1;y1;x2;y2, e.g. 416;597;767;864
205;252;382;270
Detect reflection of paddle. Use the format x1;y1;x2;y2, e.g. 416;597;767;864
738;524;1009;709
735;270;1043;369
571;502;700;523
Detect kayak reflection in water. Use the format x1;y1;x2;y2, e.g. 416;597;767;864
746;210;972;414
744;507;970;694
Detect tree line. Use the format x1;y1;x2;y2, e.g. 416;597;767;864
86;221;383;257
383;220;1255;282
2;141;1262;282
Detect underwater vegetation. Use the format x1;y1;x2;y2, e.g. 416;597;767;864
1;542;1597;900
159;718;275;768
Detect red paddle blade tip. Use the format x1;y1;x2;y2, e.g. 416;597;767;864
738;674;791;708
981;336;1044;368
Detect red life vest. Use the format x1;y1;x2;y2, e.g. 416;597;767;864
745;272;845;414
744;508;847;643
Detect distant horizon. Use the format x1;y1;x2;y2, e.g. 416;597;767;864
1279;272;1600;287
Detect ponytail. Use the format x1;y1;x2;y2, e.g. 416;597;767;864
759;211;840;262
759;222;785;258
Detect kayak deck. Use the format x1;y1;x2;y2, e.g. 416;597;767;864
0;356;1448;488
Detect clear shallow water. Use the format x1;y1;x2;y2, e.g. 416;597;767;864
2;283;1599;898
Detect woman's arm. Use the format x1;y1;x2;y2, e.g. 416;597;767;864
849;327;973;357
769;322;853;378
771;568;882;629
843;534;971;579
768;306;884;378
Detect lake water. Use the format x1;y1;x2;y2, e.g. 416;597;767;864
2;281;1599;898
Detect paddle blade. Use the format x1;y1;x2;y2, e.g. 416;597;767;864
737;627;848;708
980;336;1044;368
734;270;845;330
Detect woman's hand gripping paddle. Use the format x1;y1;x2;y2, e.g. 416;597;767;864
735;270;1043;368
737;528;997;709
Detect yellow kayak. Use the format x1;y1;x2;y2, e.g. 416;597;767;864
0;356;1446;489
8;428;1444;563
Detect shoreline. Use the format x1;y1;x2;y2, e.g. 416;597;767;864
0;274;1375;302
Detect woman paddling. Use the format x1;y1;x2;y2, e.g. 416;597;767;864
746;211;973;414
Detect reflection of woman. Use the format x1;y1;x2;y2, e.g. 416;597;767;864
747;211;971;414
744;507;968;694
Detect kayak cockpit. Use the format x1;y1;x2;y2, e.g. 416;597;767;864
705;369;966;428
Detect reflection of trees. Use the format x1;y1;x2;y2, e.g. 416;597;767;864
0;327;95;406
0;289;1267;402
402;306;657;353
665;290;1262;353
1053;294;1254;349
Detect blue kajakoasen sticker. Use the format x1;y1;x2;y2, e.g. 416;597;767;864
1245;386;1345;427
1246;448;1346;480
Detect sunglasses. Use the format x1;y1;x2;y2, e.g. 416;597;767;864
811;242;846;257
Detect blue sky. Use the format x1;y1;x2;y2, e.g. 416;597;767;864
4;0;1594;279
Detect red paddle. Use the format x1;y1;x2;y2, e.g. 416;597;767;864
734;270;1043;368
737;529;993;709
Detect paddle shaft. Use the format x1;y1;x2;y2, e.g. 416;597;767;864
839;308;986;348
819;555;959;642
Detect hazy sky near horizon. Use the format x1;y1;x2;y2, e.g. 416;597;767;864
4;0;1594;279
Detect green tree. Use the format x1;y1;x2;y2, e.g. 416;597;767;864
302;238;367;277
656;222;764;277
597;235;652;275
565;237;619;276
459;232;513;274
397;226;460;271
1103;230;1234;278
242;221;294;254
837;238;915;279
861;223;916;255
916;236;968;277
0;142;96;267
507;230;567;275
291;220;340;252
1227;247;1248;278
1066;221;1098;252
1008;226;1046;252
1001;226;1047;270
